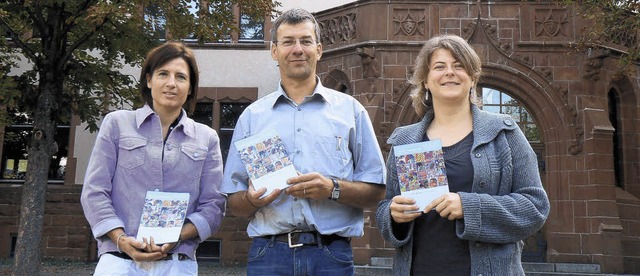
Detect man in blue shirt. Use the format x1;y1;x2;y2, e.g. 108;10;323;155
221;7;386;276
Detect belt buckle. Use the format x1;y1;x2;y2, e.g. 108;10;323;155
287;230;304;248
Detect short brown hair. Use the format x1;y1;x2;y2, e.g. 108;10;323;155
410;34;482;118
139;41;199;113
270;8;321;44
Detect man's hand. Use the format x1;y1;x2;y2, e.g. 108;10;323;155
285;172;333;200
245;180;282;208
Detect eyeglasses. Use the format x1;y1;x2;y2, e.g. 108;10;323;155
273;38;317;47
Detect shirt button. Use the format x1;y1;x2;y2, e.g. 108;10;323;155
193;153;199;158
296;149;301;154
503;119;513;126
297;107;302;111
297;128;301;132
475;153;482;158
294;198;298;201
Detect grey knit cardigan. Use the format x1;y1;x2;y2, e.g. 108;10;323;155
376;105;550;276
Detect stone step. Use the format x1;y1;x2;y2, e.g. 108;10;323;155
356;259;615;276
354;265;392;276
370;257;392;267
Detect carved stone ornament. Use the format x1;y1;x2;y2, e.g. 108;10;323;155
534;8;569;38
319;13;356;46
356;47;380;78
393;9;425;36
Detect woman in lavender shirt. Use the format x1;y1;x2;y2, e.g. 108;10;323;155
81;41;225;275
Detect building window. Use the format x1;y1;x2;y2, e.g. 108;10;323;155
196;239;221;262
0;110;69;184
144;4;167;40
192;88;257;164
608;89;624;188
481;87;540;142
9;234;17;258
239;10;265;41
219;102;250;162
143;2;266;43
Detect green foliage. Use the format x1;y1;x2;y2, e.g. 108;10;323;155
0;0;280;131
555;0;639;73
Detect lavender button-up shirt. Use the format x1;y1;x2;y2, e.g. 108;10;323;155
81;105;226;260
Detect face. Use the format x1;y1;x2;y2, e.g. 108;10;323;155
424;48;473;105
146;58;191;112
271;21;322;81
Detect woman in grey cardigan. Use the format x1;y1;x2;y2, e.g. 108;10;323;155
375;34;550;276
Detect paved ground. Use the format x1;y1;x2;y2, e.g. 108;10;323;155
0;259;247;276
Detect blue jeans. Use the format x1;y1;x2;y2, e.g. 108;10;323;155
247;236;354;276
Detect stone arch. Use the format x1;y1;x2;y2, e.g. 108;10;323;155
322;69;353;95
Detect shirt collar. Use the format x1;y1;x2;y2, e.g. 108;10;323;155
135;104;196;138
269;76;331;108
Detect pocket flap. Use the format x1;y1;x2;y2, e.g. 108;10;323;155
181;145;207;161
119;137;147;150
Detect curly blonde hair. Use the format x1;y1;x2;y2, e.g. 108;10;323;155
409;34;482;118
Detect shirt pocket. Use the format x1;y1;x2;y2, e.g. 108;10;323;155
176;144;208;181
117;137;147;170
312;135;352;178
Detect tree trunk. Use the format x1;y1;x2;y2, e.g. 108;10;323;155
12;82;57;276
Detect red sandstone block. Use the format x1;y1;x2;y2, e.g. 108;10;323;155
67;234;89;249
622;239;640;257
622;221;640;237
382;65;408;79
546;253;592;264
587;200;619;217
547;233;581;254
47;236;67;248
439;5;469;18
574;217;590;233
489;4;519;18
352;248;372;265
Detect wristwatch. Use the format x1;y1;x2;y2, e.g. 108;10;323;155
330;178;340;201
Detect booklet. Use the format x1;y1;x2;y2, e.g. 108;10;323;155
394;139;449;213
234;129;297;198
136;191;189;244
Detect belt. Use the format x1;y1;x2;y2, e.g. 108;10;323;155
107;251;190;261
262;230;349;248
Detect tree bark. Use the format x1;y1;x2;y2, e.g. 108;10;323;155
12;82;57;276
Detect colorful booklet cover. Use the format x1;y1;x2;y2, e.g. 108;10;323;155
234;129;297;198
394;139;449;213
136;191;189;244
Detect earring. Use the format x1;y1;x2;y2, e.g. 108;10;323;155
422;89;430;106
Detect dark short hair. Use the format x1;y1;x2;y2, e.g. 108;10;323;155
410;34;482;118
270;8;321;44
139;41;199;113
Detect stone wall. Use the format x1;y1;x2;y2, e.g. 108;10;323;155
0;185;93;261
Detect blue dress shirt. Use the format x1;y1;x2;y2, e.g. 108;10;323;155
221;80;385;238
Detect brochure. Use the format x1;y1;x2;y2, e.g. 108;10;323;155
234;129;297;198
136;191;189;244
394;139;449;213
